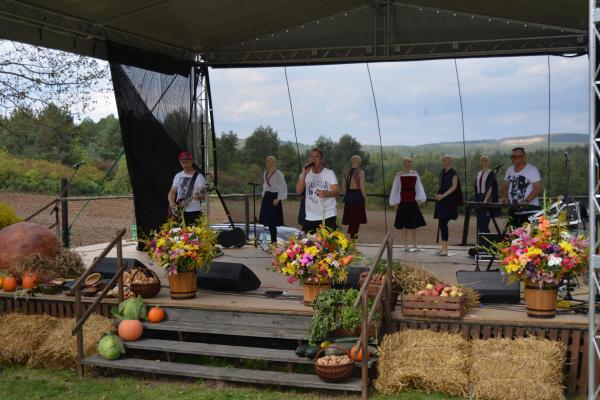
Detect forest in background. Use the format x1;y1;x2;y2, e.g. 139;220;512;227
0;104;589;201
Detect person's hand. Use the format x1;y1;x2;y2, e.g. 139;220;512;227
435;194;443;201
272;199;279;206
317;189;327;199
169;201;176;209
500;197;508;205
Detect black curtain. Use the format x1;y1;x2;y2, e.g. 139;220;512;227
108;43;198;237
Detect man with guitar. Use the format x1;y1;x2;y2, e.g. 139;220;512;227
168;151;206;224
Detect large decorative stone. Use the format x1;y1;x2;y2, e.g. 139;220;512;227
0;222;60;276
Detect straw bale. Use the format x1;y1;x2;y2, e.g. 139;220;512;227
0;313;59;364
375;329;470;397
470;337;566;400
15;249;84;281
28;313;113;369
393;262;440;295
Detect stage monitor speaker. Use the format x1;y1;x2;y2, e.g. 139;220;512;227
332;266;370;289
456;270;520;304
197;262;261;292
92;257;145;279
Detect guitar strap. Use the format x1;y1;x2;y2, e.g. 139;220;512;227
183;171;199;202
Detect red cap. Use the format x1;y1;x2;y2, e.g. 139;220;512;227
178;151;193;161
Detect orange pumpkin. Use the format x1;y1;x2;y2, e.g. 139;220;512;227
118;320;144;341
350;345;371;362
22;271;37;284
2;276;17;292
147;306;165;323
22;272;37;289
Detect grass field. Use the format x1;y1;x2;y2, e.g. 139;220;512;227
0;366;460;400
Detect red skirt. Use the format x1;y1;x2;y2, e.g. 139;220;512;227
342;202;367;226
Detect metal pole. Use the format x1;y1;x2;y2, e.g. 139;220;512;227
361;289;369;400
117;239;125;304
588;1;597;397
385;236;393;333
61;178;69;248
244;195;250;240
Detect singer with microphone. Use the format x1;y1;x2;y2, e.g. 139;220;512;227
474;155;499;234
296;147;339;234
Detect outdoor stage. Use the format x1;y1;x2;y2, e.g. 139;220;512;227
0;241;593;395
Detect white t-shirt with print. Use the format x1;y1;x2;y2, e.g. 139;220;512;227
303;168;338;221
172;170;206;212
504;163;541;206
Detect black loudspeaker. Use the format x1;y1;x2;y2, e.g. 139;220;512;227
456;270;520;304
332;266;370;289
92;257;145;279
197;262;261;292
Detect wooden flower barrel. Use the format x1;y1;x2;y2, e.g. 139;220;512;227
302;282;331;305
524;285;557;318
168;271;197;299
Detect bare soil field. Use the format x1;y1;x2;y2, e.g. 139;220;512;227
1;192;491;247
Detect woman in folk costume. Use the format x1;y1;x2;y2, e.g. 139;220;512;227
433;154;463;256
258;156;287;244
342;155;368;239
474;155;499;234
389;157;427;252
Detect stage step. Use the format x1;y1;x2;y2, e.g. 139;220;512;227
125;338;312;364
143;320;307;340
125;338;377;368
83;355;362;392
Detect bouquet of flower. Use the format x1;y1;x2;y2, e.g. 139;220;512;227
271;226;358;285
146;217;218;276
493;213;588;287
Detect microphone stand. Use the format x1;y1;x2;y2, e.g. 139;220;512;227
564;153;570;201
247;182;261;247
51;161;85;247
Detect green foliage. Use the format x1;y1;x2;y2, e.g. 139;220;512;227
308;289;374;345
104;158;132;195
242;125;280;166
0;150;104;194
0;202;22;230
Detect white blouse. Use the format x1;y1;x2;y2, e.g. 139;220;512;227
389;170;426;206
262;169;288;201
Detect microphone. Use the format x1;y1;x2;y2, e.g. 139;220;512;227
564;152;569;161
304;161;315;170
72;161;85;169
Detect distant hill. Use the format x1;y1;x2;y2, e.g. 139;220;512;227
239;133;587;155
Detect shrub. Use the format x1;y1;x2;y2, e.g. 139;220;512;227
0;202;22;230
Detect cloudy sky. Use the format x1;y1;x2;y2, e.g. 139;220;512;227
90;54;588;146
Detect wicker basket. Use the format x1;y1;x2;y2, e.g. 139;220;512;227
359;272;400;311
129;268;161;298
314;345;355;383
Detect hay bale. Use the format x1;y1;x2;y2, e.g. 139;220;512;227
28;314;113;369
15;248;84;282
0;313;59;364
470;337;566;400
393;262;440;295
375;329;470;397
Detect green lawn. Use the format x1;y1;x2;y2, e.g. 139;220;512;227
0;366;458;400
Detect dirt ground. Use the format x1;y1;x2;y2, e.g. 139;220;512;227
0;192;493;247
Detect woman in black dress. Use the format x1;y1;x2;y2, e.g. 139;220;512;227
434;155;463;256
258;156;287;244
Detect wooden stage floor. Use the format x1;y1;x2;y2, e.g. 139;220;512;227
63;240;590;328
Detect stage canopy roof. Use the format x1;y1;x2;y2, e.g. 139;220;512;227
0;0;588;67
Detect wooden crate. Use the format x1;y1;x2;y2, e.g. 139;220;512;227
401;294;467;318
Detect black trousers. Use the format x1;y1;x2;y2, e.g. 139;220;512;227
184;211;202;225
439;219;449;241
302;216;337;234
475;193;491;234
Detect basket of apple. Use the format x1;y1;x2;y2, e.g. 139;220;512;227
401;283;467;318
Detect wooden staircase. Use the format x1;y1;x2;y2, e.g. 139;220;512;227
82;307;365;393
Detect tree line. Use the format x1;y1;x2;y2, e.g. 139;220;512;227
0;104;589;200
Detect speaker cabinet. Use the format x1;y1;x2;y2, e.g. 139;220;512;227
456;270;520;304
197;262;261;292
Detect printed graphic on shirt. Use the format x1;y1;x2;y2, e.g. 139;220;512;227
306;177;330;206
176;176;193;201
506;174;530;203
